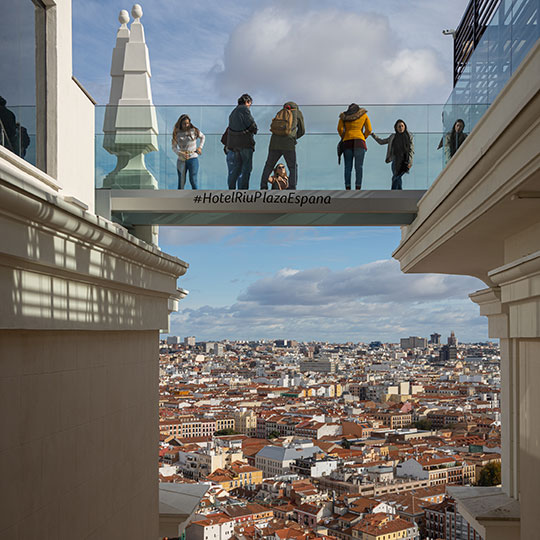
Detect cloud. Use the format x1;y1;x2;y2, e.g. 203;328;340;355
171;259;487;342
238;260;482;305
213;5;447;104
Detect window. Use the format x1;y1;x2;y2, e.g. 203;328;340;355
0;0;40;165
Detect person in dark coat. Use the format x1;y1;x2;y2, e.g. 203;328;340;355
372;119;414;190
226;93;257;189
0;96;17;153
438;118;468;162
259;101;305;190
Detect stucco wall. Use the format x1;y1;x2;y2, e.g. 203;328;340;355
0;329;159;539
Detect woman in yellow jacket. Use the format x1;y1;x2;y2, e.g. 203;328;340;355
337;103;372;189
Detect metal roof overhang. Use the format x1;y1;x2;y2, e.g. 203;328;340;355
96;189;425;227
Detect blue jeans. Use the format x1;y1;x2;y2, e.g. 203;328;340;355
226;150;242;187
343;146;365;189
391;160;403;190
228;148;253;189
177;157;199;189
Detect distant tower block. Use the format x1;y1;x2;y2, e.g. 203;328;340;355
102;4;159;189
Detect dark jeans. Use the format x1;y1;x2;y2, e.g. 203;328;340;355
177;157;199;189
343;146;365;189
391;160;403;190
260;149;297;189
228;148;253;189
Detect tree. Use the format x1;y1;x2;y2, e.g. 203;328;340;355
341;438;351;449
411;419;433;430
477;462;501;486
214;428;239;436
268;431;280;439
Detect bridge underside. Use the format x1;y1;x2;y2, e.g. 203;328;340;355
96;190;425;227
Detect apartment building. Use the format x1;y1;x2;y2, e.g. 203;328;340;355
186;514;234;540
373;412;413;430
352;514;419;540
397;457;475;487
159;418;217;438
206;462;263;491
233;410;257;436
425;498;485;540
255;444;323;477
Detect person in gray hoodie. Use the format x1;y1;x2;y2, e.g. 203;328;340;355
259;101;305;190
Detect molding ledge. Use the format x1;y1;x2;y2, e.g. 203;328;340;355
0;177;188;278
447;486;520;539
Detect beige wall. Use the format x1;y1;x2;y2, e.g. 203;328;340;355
0;155;187;538
518;340;540;537
0;329;158;539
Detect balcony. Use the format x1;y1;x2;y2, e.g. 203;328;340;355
94;103;447;227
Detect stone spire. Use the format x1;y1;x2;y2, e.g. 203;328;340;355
102;4;159;191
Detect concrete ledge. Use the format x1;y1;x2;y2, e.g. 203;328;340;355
99;189;425;227
448;486;520;540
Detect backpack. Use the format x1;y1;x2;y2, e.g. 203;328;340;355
270;107;294;137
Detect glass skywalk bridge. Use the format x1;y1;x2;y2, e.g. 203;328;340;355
91;0;539;229
95;104;451;226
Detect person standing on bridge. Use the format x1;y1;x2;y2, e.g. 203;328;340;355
439;118;468;162
371;119;414;190
259;101;305;190
337;103;372;190
172;114;205;189
226;93;258;189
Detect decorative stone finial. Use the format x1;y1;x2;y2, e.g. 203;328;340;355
118;10;130;25
131;4;143;20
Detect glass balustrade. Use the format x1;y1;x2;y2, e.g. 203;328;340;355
0;105;36;166
443;0;539;157
95;104;446;191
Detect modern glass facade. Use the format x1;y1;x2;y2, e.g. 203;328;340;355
0;0;37;165
444;0;539;144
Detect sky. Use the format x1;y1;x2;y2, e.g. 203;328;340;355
72;0;490;343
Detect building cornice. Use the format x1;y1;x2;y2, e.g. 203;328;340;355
0;175;188;279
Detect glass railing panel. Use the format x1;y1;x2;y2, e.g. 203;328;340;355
470;34;490;105
95;105;445;191
512;0;540;68
485;2;512;103
0;105;36;166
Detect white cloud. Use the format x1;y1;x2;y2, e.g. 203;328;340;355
171;259;487;342
213;5;447;104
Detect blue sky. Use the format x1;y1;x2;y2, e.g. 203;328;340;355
73;0;489;343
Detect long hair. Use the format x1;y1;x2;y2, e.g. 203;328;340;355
453;119;465;131
394;119;408;132
393;118;412;155
172;114;200;145
273;163;288;179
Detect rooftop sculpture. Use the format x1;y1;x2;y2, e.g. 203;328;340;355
102;4;158;190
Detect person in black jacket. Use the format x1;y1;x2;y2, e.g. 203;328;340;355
226;93;257;189
0;96;17;153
